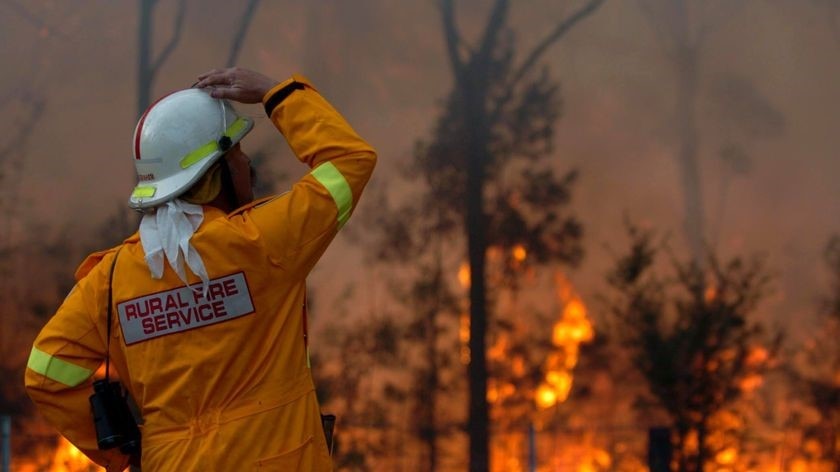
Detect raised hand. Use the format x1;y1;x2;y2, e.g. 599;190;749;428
194;67;279;104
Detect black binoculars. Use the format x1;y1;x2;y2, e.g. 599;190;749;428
90;379;141;455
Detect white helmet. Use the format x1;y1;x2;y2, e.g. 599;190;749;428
128;89;254;210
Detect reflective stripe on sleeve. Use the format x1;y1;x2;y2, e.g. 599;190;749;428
311;162;352;229
27;347;93;387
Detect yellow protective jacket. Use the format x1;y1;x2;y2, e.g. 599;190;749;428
25;75;376;471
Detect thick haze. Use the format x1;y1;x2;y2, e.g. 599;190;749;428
2;0;839;340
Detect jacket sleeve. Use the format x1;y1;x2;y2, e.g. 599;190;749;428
232;74;377;276
24;252;130;471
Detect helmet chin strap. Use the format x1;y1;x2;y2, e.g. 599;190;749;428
216;99;251;210
218;99;232;151
218;99;228;133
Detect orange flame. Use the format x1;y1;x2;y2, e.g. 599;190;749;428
739;373;763;393
745;346;769;366
512;245;527;262
488;333;509;361
458;262;470;288
14;436;98;472
535;382;559;409
704;284;717;303
534;273;594;410
716;447;738;465
49;437;97;472
459;311;471;364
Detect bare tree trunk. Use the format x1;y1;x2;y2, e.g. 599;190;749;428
673;7;705;265
440;1;505;466
639;0;706;264
136;0;185;118
438;1;606;469
676;58;704;264
464;69;491;472
225;0;261;67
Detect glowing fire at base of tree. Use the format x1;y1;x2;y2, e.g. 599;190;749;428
13;435;97;472
486;272;600;471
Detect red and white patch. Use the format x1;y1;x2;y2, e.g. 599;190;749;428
117;272;254;344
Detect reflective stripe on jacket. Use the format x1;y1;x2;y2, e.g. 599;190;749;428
25;74;376;471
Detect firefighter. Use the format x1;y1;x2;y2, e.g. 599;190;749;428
24;67;376;471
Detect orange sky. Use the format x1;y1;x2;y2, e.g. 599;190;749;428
1;0;839;344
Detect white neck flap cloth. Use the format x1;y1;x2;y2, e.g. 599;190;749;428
139;199;210;294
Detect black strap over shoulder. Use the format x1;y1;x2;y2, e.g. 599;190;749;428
105;248;121;382
263;81;305;117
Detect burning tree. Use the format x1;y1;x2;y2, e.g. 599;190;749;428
355;1;607;469
435;1;604;470
604;224;780;471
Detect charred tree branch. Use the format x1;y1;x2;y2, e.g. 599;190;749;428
226;0;261;67
440;0;465;84
475;0;509;64
490;0;606;125
152;0;186;72
511;0;605;84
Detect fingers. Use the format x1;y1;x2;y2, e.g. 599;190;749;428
195;69;240;101
194;69;233;89
206;88;229;99
194;67;277;104
203;82;251;103
209;88;248;102
197;68;221;80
